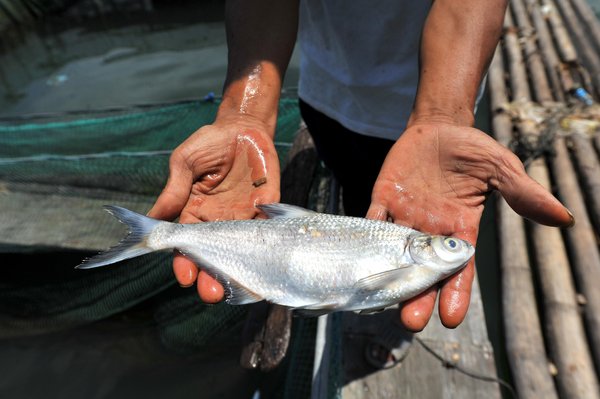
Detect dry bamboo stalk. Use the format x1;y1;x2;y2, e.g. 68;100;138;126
489;46;559;399
551;137;600;370
568;133;600;233
503;11;600;398
522;0;569;100
543;0;578;63
552;0;600;90
543;0;597;96
568;0;600;55
504;12;532;101
510;0;553;103
518;0;600;372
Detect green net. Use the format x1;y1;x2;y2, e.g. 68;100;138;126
0;97;329;398
0;98;300;196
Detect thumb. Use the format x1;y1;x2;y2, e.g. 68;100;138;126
147;164;193;221
496;154;573;228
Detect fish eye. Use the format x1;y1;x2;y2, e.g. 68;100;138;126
443;238;461;252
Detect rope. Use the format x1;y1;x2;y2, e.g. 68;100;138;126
415;336;519;399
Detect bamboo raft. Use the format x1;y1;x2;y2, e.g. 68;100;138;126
490;0;600;398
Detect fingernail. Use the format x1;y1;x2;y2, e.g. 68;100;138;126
179;283;194;288
567;208;576;228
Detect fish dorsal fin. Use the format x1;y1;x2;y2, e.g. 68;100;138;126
225;280;264;305
353;265;416;292
257;203;317;219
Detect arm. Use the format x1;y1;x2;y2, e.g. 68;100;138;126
148;0;299;301
367;0;573;330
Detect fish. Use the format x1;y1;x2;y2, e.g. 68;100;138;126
77;203;474;316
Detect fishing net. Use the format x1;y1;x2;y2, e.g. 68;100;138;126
0;97;328;398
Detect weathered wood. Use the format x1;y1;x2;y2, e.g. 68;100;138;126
504;12;533;102
528;158;600;399
341;274;501;399
552;0;600;92
551;136;600;370
510;0;554;103
513;8;600;369
569;0;600;56
522;0;569;100
569;133;600;234
543;0;578;63
489;46;560;399
503;8;600;396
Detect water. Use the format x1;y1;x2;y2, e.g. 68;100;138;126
0;0;300;117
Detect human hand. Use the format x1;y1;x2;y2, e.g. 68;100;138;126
366;123;573;331
147;118;280;302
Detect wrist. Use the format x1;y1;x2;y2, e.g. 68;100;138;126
408;101;475;128
217;62;283;137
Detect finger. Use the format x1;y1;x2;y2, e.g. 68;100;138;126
366;203;389;221
197;270;225;303
147;161;193;221
172;252;198;288
438;259;475;328
496;153;574;227
400;287;437;332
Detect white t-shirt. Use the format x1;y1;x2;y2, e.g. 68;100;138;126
298;0;432;140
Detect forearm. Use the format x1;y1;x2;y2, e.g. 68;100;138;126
409;0;508;127
217;0;299;136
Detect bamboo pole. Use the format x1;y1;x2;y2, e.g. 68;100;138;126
543;0;578;63
519;0;600;373
568;0;600;55
551;136;600;371
522;0;570;100
510;0;553;103
568;133;600;233
489;45;559;399
503;7;600;398
551;0;600;93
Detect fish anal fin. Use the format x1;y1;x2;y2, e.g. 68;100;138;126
178;251;263;306
293;302;339;317
353;265;417;292
257;203;316;219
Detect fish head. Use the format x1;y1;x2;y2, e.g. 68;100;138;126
408;234;474;275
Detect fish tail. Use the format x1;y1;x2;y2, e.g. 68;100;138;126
76;205;163;269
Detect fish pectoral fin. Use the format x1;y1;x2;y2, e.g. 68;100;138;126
256;203;317;219
225;280;264;305
353;265;416;292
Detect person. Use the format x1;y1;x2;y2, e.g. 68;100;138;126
148;0;574;332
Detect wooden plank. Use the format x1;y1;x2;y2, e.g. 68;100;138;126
341;273;501;399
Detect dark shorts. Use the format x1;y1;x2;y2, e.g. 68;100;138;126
299;99;395;217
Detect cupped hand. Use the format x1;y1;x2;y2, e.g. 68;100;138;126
147;118;281;302
366;123;573;331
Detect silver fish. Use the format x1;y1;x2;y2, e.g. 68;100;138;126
77;203;474;315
